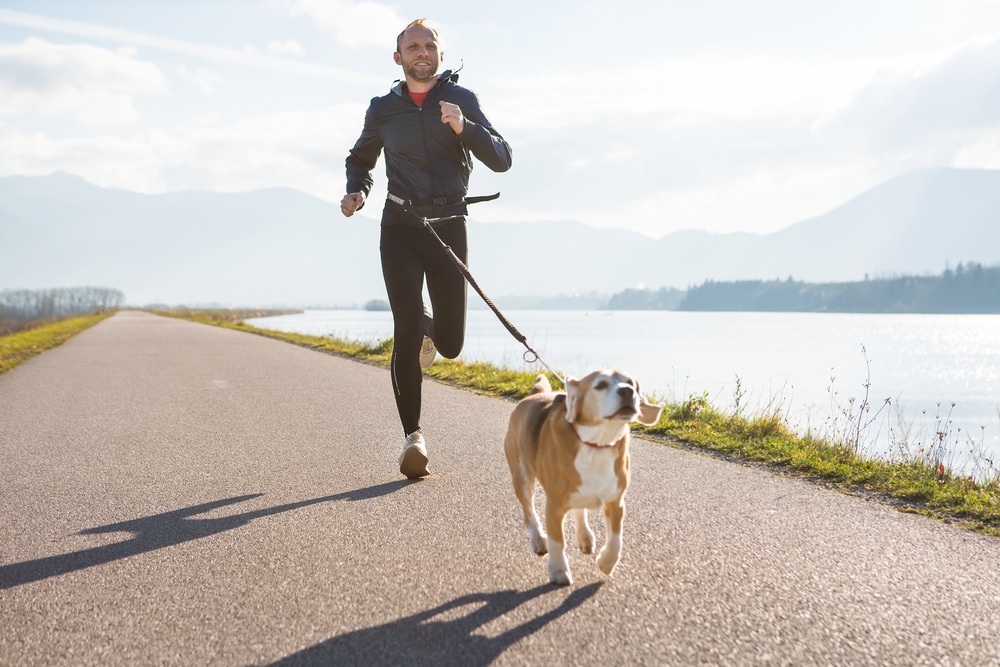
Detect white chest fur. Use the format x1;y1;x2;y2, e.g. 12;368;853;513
568;446;621;509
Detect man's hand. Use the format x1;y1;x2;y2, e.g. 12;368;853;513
439;100;465;134
341;192;365;217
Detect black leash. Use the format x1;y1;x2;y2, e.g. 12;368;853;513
412;194;566;386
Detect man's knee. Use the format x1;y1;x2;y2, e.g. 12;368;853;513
435;339;463;359
432;325;464;359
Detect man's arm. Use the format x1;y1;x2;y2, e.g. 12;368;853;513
344;101;383;213
451;92;512;173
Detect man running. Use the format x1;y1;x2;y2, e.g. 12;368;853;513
341;18;512;478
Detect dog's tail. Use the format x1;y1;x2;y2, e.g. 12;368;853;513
529;374;551;395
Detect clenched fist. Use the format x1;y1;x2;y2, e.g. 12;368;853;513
341;192;365;217
439;100;466;135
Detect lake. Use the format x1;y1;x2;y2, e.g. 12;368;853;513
246;309;1000;475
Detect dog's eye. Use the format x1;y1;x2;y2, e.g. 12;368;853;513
594;380;609;390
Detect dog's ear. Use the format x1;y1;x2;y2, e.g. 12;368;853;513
637;399;664;426
635;381;664;426
564;376;582;423
528;374;551;396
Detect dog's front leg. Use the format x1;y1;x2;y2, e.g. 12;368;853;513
545;501;572;585
506;447;547;555
573;508;595;554
519;479;547;555
597;500;624;576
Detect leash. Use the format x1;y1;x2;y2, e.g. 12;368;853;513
404;193;567;387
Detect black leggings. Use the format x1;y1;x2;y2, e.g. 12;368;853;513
380;219;468;436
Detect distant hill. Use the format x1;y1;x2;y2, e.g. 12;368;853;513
672;263;1000;313
2;168;999;306
0;173;384;307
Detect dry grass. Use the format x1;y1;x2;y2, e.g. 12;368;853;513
0;312;116;374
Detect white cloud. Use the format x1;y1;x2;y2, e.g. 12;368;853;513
0;37;166;125
0;104;366;199
830;34;1000;165
487;53;879;134
0;8;379;85
174;65;220;95
265;39;305;56
2;4;999;241
473;38;1000;236
272;0;407;49
952;128;1000;169
0;130;153;183
603;164;879;236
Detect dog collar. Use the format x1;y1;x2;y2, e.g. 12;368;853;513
572;425;616;449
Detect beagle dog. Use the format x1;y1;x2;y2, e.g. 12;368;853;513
503;370;663;585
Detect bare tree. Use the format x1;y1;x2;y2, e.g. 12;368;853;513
0;287;124;334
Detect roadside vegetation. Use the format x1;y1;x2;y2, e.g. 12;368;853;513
0;311;116;374
0;287;125;374
155;308;1000;538
1;287;124;335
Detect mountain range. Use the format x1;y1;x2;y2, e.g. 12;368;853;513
1;168;998;307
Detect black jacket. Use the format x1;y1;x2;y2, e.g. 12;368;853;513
345;70;512;225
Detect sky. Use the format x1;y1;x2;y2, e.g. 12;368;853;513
1;0;1000;238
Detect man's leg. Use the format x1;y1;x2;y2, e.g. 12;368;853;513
424;218;468;360
380;225;426;437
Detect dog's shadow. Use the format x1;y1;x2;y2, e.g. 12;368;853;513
270;582;603;666
0;480;412;590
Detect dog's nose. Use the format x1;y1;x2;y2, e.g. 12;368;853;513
617;386;635;400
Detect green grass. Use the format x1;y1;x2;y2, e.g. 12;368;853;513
654;399;1000;535
0;312;117;375
156;308;1000;537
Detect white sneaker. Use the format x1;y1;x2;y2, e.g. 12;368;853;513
399;430;430;479
419;336;437;368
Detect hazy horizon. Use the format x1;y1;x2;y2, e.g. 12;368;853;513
5;166;1000;307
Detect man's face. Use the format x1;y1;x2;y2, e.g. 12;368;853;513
394;26;442;83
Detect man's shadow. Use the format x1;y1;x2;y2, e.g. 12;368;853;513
271;582;603;667
0;480;411;590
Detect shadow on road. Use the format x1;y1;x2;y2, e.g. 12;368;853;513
270;582;603;666
0;480;412;590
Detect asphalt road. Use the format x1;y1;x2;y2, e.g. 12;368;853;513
2;311;999;666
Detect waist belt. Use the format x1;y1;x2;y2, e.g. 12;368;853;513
387;192;500;209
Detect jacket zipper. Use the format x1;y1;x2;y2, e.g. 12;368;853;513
417;96;438;199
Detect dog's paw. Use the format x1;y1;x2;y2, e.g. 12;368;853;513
597;547;620;576
577;529;595;555
549;567;573;586
528;525;548;555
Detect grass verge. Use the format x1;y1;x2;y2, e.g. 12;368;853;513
0;311;117;375
154;308;1000;538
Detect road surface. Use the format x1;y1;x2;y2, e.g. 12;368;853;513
2;311;999;666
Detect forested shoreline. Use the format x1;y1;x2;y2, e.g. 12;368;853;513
607;263;1000;313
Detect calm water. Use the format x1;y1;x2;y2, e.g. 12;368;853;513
247;309;1000;472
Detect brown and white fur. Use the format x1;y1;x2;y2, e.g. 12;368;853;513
503;370;664;585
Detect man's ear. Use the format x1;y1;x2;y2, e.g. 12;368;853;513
393;51;402;65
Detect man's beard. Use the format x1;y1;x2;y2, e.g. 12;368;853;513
405;59;439;82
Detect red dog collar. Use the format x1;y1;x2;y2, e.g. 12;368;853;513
573;425;616;449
